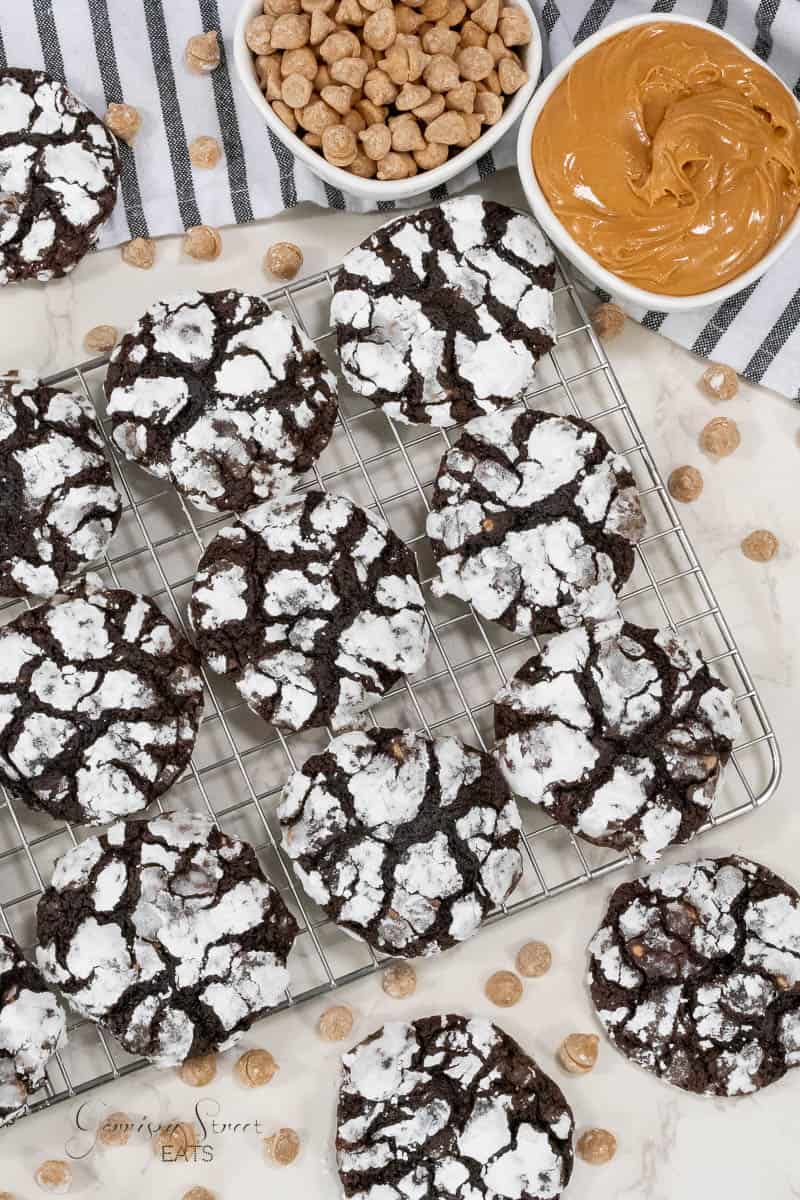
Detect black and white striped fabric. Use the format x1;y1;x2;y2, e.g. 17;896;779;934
1;1;798;396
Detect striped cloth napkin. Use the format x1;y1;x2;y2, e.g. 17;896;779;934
1;1;798;397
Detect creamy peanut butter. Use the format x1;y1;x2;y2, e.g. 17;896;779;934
532;22;800;295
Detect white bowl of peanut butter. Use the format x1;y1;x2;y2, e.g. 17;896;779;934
517;15;800;311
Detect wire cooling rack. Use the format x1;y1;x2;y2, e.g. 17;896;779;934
0;254;781;1124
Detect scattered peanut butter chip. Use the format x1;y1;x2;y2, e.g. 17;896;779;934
576;1128;617;1165
557;1033;599;1074
186;30;221;74
154;1121;199;1160
741;529;778;562
382;960;417;998
97;1110;133;1147
668;465;703;503
700;362;738;401
264;241;304;279
121;237;155;269
235;1047;279;1087
319;1003;354;1041
184;224;222;261
83;324;118;354
104;102;141;144
485;969;523;1007
264;1127;300;1165
182;1189;217;1200
0;1192;15;1200
776;975;791;990
189;135;223;168
700;415;740;458
630;942;645;958
515;940;551;978
179;1052;217;1087
34;1161;72;1194
591;301;625;339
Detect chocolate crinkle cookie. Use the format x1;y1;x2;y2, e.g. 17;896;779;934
36;811;298;1067
590;856;800;1097
190;491;429;733
0;933;66;1124
331;197;555;427
493;618;740;861
337;1015;574;1200
0;371;121;599
427;408;645;634
279;729;523;957
105;290;338;512
0;68;120;285
0;577;204;825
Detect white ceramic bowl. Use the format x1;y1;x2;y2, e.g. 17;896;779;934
516;13;800;312
234;0;541;202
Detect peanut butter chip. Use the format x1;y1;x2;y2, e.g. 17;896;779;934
264;241;304;279
189;135;222;168
485;969;523;1006
515;940;551;977
576;1128;617;1165
98;1111;133;1147
557;1033;599;1074
182;1190;217;1200
83;324;118;354
382;960;417;998
630;942;645;958
700;416;740;458
154;1122;199;1160
179;1053;217;1087
741;529;778;562
701;362;739;401
121;237;155;269
319;1004;354;1041
591;301;625;339
34;1161;72;1194
265;1127;300;1165
235;1048;279;1087
668;465;703;503
184;224;222;260
104;102;141;144
186;30;222;73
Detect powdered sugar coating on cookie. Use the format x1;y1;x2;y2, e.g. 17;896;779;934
427;408;644;634
36;811;298;1067
0;578;204;825
589;856;800;1097
105;291;338;512
493;619;740;861
0;372;121;598
279;729;522;956
190;491;429;733
0;933;66;1124
332;198;555;427
337;1015;573;1198
0;69;119;285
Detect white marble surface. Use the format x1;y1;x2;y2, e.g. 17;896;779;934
0;170;799;1199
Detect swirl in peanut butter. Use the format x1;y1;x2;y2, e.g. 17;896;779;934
532;23;800;295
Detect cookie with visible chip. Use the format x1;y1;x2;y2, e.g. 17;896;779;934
0;933;66;1125
0;68;120;285
589;856;800;1097
427;408;645;634
0;577;204;825
337;1015;574;1198
331;197;555;427
279;728;523;957
0;371;121;599
190;491;429;733
493;619;740;861
105;290;338;513
36;810;298;1067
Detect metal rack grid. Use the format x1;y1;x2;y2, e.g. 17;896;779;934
0;255;781;1124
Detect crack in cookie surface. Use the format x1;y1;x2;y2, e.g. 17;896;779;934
493;619;740;860
0;372;121;598
0;578;204;825
331;197;555;426
427;408;645;634
589;856;800;1096
36;811;298;1067
337;1015;574;1199
190;491;429;732
0;68;120;284
279;729;523;956
105;290;338;513
0;933;66;1124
